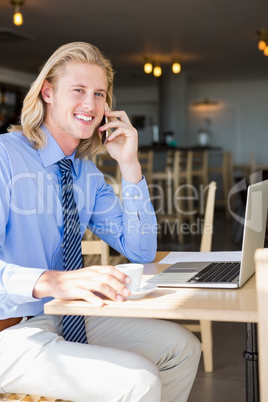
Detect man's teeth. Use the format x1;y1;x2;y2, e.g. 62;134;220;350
75;114;93;122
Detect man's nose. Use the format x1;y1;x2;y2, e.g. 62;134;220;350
81;93;95;109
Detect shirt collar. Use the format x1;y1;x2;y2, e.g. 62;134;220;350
38;125;79;176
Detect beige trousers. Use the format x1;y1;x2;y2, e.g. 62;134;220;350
0;315;201;402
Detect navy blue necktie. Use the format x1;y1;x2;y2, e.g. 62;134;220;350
59;158;88;344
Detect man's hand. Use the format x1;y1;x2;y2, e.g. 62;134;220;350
33;266;131;307
99;107;142;184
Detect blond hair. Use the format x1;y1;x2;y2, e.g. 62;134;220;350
9;42;114;159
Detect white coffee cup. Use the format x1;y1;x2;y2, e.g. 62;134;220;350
115;263;144;292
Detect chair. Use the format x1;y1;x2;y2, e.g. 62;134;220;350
138;150;153;186
82;229;127;266
255;248;268;402
151;149;174;216
173;150;195;231
81;229;110;265
82;239;111;266
155;150;209;244
191;150;209;189
153;150;193;243
95;153;121;196
208;151;233;218
181;181;217;373
200;181;217;253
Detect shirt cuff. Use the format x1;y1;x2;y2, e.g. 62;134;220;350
121;176;150;212
4;265;46;303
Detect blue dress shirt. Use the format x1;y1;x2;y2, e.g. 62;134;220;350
0;126;157;319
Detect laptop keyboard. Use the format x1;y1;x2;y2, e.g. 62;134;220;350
187;262;241;283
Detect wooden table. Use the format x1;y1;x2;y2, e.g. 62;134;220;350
44;252;259;401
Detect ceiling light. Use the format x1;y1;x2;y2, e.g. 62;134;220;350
257;29;268;53
143;57;181;77
153;64;162;77
258;39;266;51
11;0;24;26
144;62;153;74
172;62;181;74
264;46;268;56
192;98;219;106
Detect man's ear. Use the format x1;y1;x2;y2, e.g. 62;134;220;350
41;80;52;104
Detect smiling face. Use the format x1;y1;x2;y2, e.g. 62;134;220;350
41;61;108;155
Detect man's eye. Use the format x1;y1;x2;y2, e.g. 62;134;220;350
95;92;104;97
74;89;83;93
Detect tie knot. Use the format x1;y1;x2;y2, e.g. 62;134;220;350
58;158;72;174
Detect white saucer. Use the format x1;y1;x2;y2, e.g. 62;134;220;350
126;282;157;300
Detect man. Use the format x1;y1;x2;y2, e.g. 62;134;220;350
0;42;200;401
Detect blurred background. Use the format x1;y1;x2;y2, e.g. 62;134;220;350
0;0;268;166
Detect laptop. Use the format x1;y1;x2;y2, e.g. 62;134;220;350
149;179;268;289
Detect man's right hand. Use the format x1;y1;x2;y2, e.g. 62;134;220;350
33;266;131;307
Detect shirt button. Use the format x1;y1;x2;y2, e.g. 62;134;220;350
134;195;138;199
125;192;130;197
141;232;144;235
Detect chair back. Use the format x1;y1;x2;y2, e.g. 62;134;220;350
192;151;209;187
138;150;153;185
95;153;121;195
82;229;110;265
200;181;217;252
173;150;193;186
165;149;174;172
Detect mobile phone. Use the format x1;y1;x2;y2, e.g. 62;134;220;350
101;115;108;145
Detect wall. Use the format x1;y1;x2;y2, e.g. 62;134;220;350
114;85;159;146
187;80;268;165
116;78;268;166
0;67;36;88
